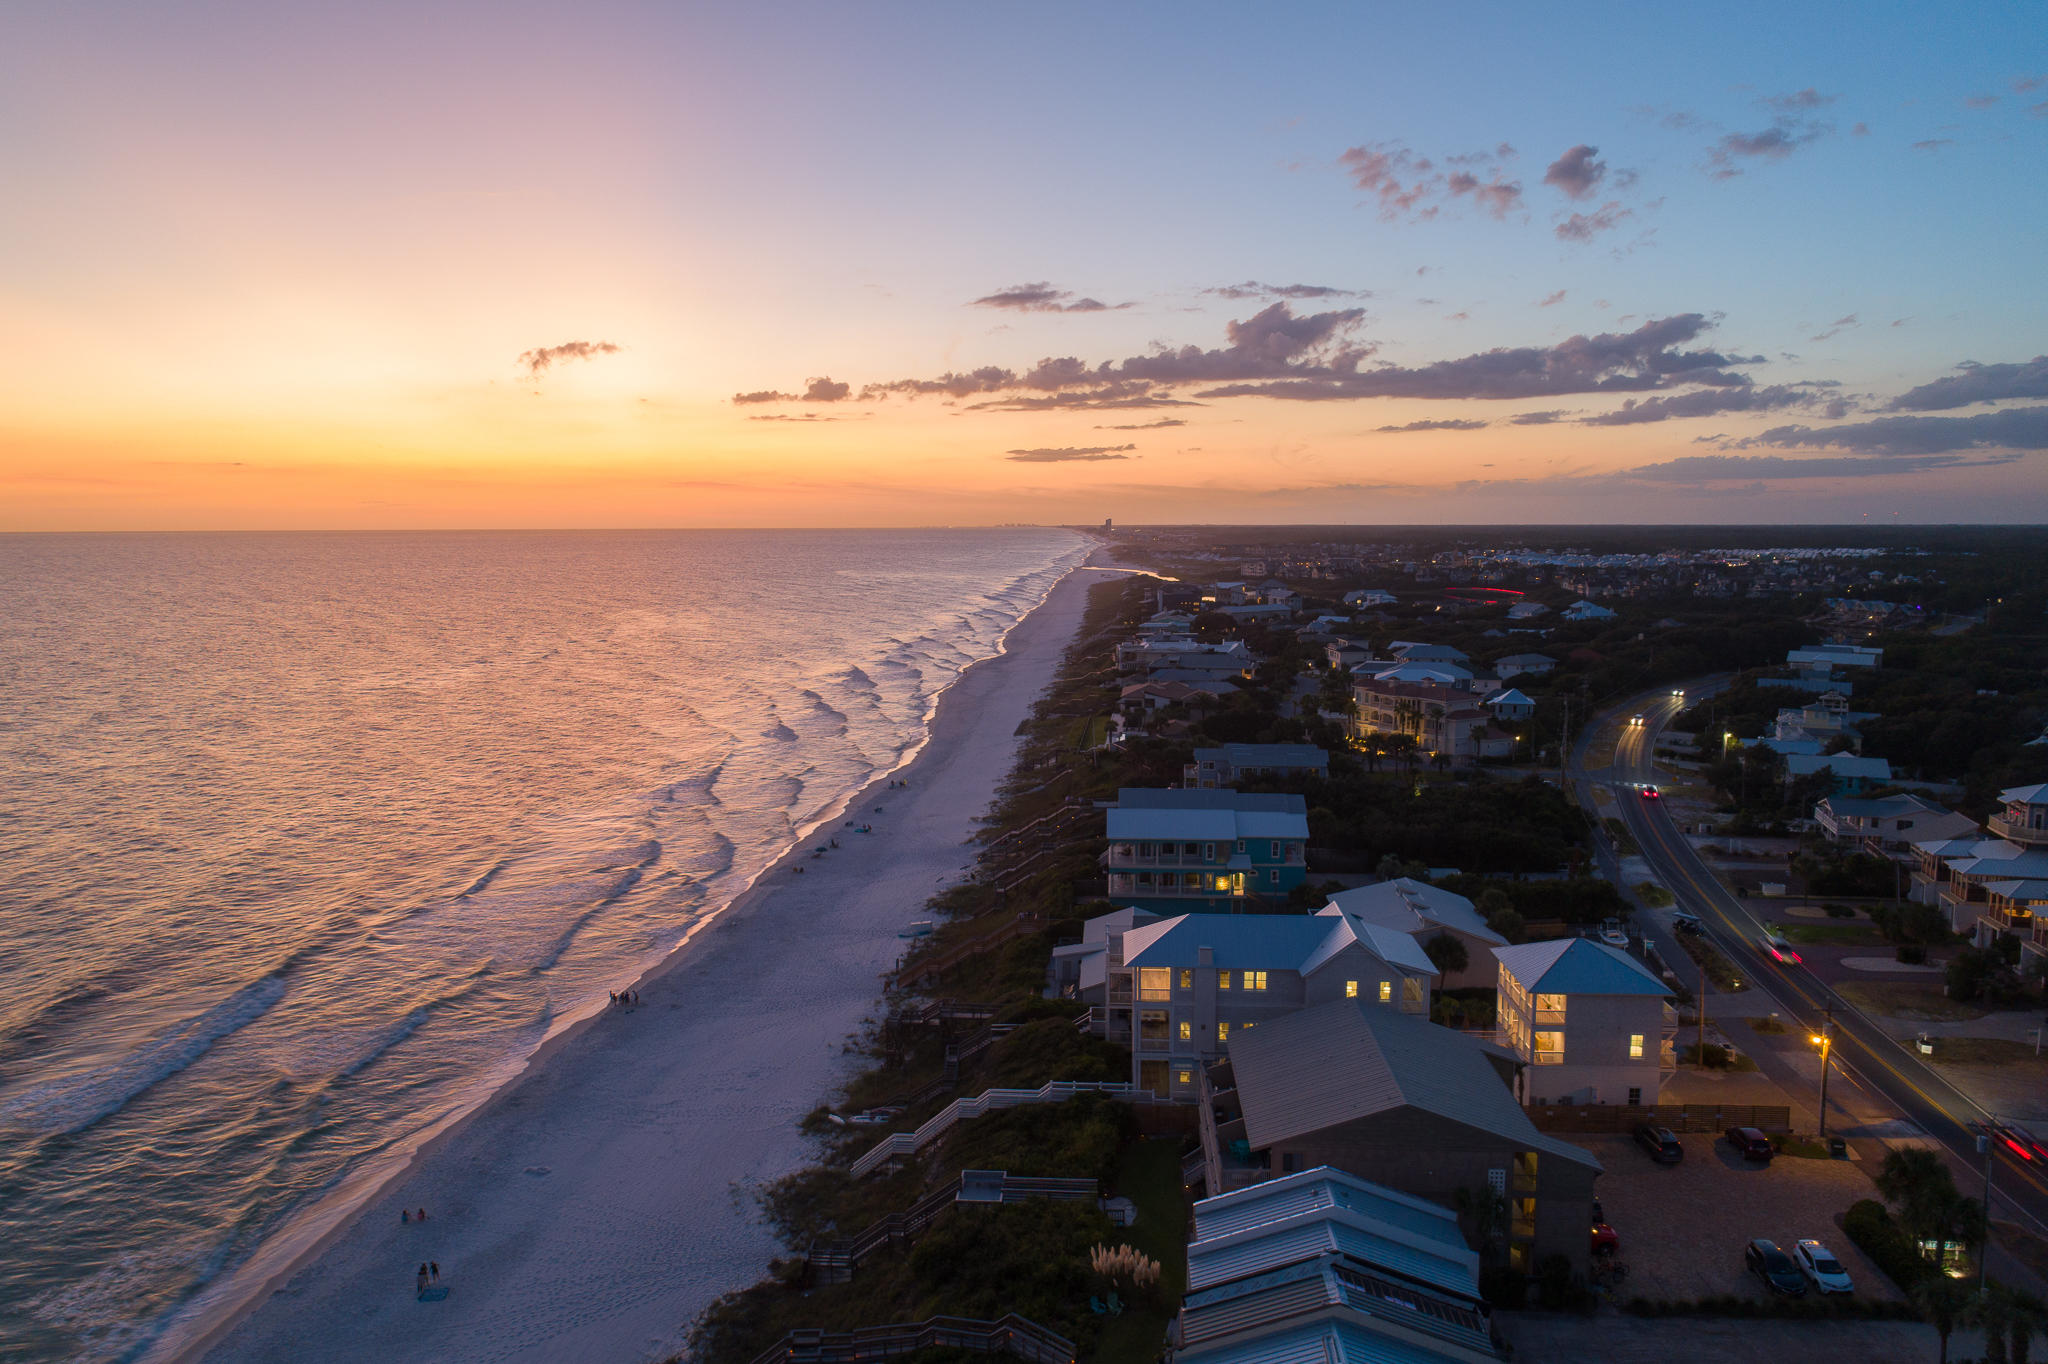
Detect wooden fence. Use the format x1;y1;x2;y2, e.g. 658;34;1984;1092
1525;1102;1791;1134
747;1314;1077;1364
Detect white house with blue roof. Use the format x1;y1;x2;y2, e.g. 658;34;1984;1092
1184;743;1330;789
1104;788;1310;911
1178;1166;1502;1364
1103;910;1437;1097
1493;938;1676;1107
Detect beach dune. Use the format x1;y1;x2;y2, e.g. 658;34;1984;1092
174;563;1116;1364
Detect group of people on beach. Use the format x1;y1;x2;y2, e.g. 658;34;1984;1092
415;1261;440;1294
608;989;639;1006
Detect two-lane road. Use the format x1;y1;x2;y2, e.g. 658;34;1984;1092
1595;687;2048;1241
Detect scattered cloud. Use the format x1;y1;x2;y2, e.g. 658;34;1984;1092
1965;94;2001;109
1627;452;2023;481
1556;201;1632;242
1890;356;2048;410
2016;75;2046;94
1580;384;1825;426
1445;310;1471;322
1338;140;1521;222
1913;138;1955;151
1095;418;1186;429
1705;117;1832;177
1003;444;1136;462
516;340;621;379
1810;314;1859;342
731;376;852;405
1543;144;1607;199
748;412;856;423
1375;418;1489;433
1510;410;1571;425
1764;87;1837;112
1853;122;1871;136
1205;281;1366;300
1537;291;1568;308
1726;405;2048;455
970;282;1130;313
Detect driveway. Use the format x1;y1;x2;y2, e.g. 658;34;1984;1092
1582;1134;1900;1303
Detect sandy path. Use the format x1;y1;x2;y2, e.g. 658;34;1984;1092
178;561;1119;1364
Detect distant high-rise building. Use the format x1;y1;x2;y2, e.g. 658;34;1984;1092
1104;517;1113;529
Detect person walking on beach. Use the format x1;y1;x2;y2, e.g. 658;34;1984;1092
417;1207;427;1222
416;1264;429;1295
401;1209;409;1224
430;1261;440;1283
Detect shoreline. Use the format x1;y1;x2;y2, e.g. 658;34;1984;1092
161;552;1122;1364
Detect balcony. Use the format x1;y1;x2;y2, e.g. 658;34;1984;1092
1991;812;2048;848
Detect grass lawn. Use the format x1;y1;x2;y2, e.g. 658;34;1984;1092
1779;923;1887;947
1925;1036;2048;1065
1836;980;1990;1022
1092;1139;1190;1364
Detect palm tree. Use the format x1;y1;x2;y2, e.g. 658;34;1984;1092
1914;1276;1969;1364
2008;1286;2048;1364
1424;932;1470;977
1975;1285;2017;1364
1974;1282;2048;1364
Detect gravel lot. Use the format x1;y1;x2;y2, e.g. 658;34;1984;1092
1581;1133;1902;1303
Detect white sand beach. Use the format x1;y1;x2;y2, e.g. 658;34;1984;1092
171;561;1124;1364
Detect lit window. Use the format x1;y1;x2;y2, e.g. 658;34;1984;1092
1402;978;1424;1004
1137;968;1171;1001
1179;1021;1192;1041
1243;971;1268;991
1214;875;1231;892
1345;980;1359;998
1534;1030;1565;1063
1378;980;1392;1003
1535;993;1567;1023
1177;1069;1192;1085
1179;969;1192;989
1218;1022;1230;1041
1219;971;1232;990
1628;1033;1645;1059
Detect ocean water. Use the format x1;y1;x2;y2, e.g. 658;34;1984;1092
0;527;1086;1362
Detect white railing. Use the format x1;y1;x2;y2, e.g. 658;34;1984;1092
848;1081;1150;1179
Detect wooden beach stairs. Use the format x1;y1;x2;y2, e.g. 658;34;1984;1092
847;1081;1167;1179
746;1314;1076;1364
804;1170;1100;1284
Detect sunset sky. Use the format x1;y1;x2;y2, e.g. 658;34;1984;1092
4;1;2046;528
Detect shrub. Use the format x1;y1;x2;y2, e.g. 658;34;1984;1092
1823;903;1855;919
1897;943;1928;965
1844;1198;1933;1294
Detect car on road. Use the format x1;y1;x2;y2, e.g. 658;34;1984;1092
1672;910;1702;934
1634;1123;1684;1164
1629;714;1644;727
1745;1238;1808;1295
1640;785;1661;799
1671;688;1685;698
1791;1239;1854;1294
1600;918;1629;948
1761;933;1802;965
1983;1120;2044;1163
1726;1126;1775;1162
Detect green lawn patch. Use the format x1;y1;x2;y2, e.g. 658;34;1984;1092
1922;1036;2048;1066
1837;980;1990;1022
1779;922;1886;947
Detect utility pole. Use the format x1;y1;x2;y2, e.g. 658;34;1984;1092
1698;961;1708;1067
1811;1006;1834;1139
1976;1121;1997;1295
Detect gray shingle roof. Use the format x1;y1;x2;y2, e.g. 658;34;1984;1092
1226;1000;1599;1170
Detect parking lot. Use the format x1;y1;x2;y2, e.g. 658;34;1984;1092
1581;1133;1902;1303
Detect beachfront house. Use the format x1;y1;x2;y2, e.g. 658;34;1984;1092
1319;879;1508;991
1104;788;1309;911
1116;638;1252;680
1177;1167;1503;1364
1183;743;1329;789
1101;911;1437;1098
1493;652;1555;679
1917;835;2048;934
1351;677;1509;766
1559;600;1615;622
1486;689;1536;724
1344;588;1398;608
1990;783;2048;850
1493;939;1677;1108
1202;999;1603;1276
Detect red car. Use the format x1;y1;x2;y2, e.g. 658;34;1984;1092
1592;1222;1619;1255
1640;785;1661;799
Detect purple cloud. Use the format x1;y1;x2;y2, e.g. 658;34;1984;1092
1375;418;1489;433
1537;291;1568;308
517;340;621;379
1706;119;1832;177
1729;406;2048;455
1095;418;1186;429
1338;140;1521;221
1764;88;1837;112
1510;410;1570;425
1810;314;1859;342
1580;385;1823;426
1890;357;2048;411
731;375;851;405
1556;202;1632;242
970;282;1130;312
1004;444;1136;462
1206;281;1366;300
1543;145;1607;199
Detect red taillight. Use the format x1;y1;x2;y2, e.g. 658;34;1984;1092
2003;1136;2033;1161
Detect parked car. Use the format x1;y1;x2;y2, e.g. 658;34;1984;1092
1672;910;1702;935
1761;933;1802;965
1591;1221;1619;1256
1792;1239;1854;1294
1746;1238;1807;1295
1726;1126;1774;1162
1634;1123;1684;1164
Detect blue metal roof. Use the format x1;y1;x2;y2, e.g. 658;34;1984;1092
1490;938;1669;996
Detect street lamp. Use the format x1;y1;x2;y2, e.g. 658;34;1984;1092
1809;1006;1834;1138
